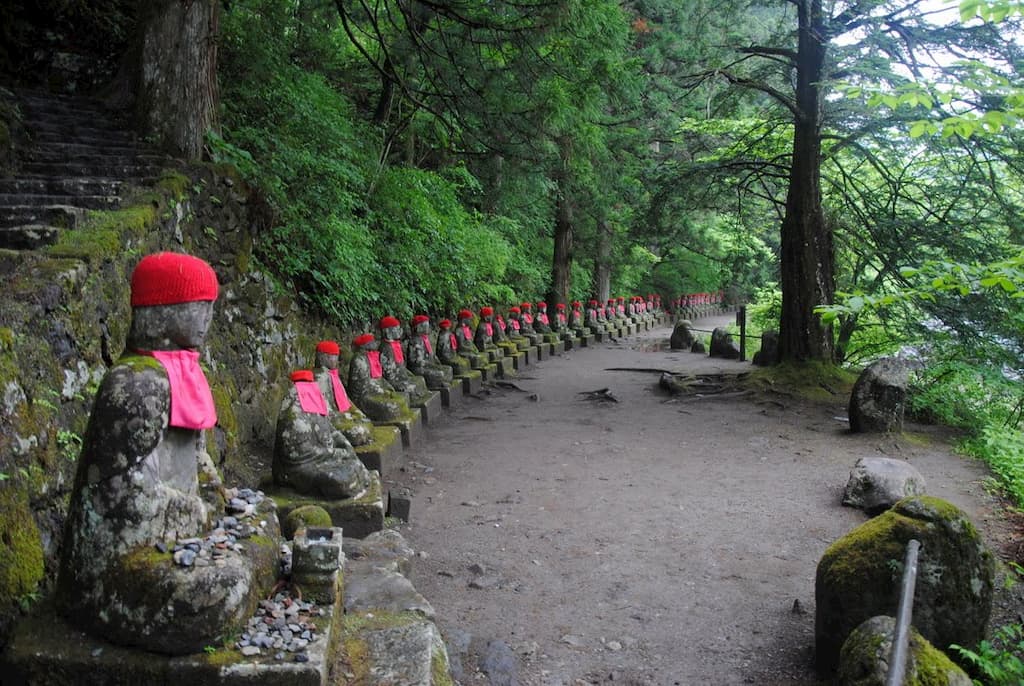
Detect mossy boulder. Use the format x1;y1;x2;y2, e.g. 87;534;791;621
849;358;910;433
838;615;971;686
283;504;333;540
0;486;45;646
669;320;696;350
815;496;994;675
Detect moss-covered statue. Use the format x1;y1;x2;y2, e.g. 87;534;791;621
474;306;504;359
56;252;276;655
406;315;454;390
455;309;488;369
570;300;586;336
585;299;602;334
378;315;431;405
505;306;531;350
533;302;553;334
273;369;371;498
347;332;411;420
518;302;542;345
312;340;374;446
435;318;472;375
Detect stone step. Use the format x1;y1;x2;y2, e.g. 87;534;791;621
0;204;86;229
0;177;126;196
28;127;140;148
0;193;121;210
0;224;60;250
17;92;109;117
26;149;168;166
31;141;149;159
20;160;164;179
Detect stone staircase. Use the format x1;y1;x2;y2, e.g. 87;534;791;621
0;90;168;250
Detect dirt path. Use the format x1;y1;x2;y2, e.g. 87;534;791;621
390;316;1014;686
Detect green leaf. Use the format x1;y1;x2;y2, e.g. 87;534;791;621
909;121;929;138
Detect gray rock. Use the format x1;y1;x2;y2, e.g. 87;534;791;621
709;327;741;359
481;639;520;686
343;528;416;578
669;320;696;350
849;358;910;433
690;339;706;354
240;645;261;657
344;567;435;619
445;628;473;684
838;616;972;686
357;619;450;685
842;457;927;515
751;330;779;367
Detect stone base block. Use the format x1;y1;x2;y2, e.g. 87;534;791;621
272;471;385;540
581;334;595;347
411;391;442;425
339;613;449;686
478;363;498;381
534;344;546;361
496;356;515;377
2;597;341;686
508;351;526;370
550;340;566;354
593;330;605;342
355;425;402;475
486;349;502;362
439;381;462;409
625;325;636;336
459;371;482;396
379;412;423;448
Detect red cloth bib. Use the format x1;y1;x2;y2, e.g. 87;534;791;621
510;319;521;331
327;368;352;412
448;333;457;350
558;313;566;324
497;316;507;331
367;350;383;378
146;350;217;430
485;323;493;337
523;314;533;325
388;339;405;365
421;334;433;355
461;325;472;340
295;379;328;415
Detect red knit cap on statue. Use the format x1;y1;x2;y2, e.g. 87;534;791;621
412;314;430;326
538;302;547;309
439;319;452;329
556;303;566;310
509;306;521;314
380;316;400;329
353;333;375;347
130;252;219;307
316;340;340;355
291;370;314;382
458;309;473;321
480;306;494;317
589;299;598;305
521;302;532;309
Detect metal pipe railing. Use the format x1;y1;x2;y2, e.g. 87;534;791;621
886;539;922;686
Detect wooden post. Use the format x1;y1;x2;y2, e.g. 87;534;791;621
737;306;747;362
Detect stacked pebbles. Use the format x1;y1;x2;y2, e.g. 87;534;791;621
161;487;324;661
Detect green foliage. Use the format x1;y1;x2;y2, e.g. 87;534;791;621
952;622;1024;686
748;283;781;332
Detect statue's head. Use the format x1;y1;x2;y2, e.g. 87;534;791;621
521;302;532;311
379;316;402;340
572;300;582;310
537;302;547;312
458;309;474;326
438;318;452;332
508;306;521;320
353;333;377;351
556;303;566;313
412;314;431;334
315;340;340;370
128;252;219;351
479;306;493;322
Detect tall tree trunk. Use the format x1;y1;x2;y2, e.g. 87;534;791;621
548;137;575;305
593;217;612;302
777;0;834;362
132;0;220;160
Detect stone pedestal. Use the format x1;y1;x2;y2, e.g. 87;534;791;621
458;371;482;396
508;351;526;370
550;340;566;354
291;527;344;605
439;380;462;409
378;411;423;448
581;334;594;347
355;425;402;475
411;390;442;425
496;356;515;377
534;344;546;361
478;362;499;381
593;330;605;342
273;472;385;540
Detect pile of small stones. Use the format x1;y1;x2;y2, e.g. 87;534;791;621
159;488;270;568
235;592;324;660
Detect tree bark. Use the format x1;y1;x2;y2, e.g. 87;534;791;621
593;217;612;303
777;0;834;363
127;0;219;160
548;137;575;306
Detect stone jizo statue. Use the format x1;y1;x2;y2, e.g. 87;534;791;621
406;315;455;390
505;306;531;348
378;315;431;404
533;302;552;333
436;318;472;375
347;332;411;420
474;306;503;358
273;369;371;498
57;252;272;655
313;339;374;446
455;309;488;368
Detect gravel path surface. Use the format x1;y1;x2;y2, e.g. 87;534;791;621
390;315;1013;686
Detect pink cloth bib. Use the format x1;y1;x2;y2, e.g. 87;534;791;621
539;313;549;325
461;325;472;340
295;380;328;415
558;313;566;324
327;368;352;412
388;339;405;365
497;317;507;331
524;314;533;325
448;333;457;350
421;334;433;355
485;323;493;337
367;351;383;378
510;319;521;331
146;350;217;430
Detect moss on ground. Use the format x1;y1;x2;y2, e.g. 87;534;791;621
748;361;857;403
0;487;45;608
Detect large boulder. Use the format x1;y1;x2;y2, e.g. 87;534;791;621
838;615;972;686
849;358;910;433
751;330;779;366
709;327;740;359
669;320;696;350
842;457;927;516
815;496;994;675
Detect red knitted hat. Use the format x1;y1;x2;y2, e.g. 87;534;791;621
353;333;374;347
521;302;532;309
589;299;598;305
537;302;547;309
291;370;314;382
412;314;430;326
439;319;452;328
617;296;625;302
607;299;615;304
316;340;340;355
380;315;400;329
509;306;521;314
130;252;219;307
556;303;566;310
458;309;473;320
480;306;494;317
